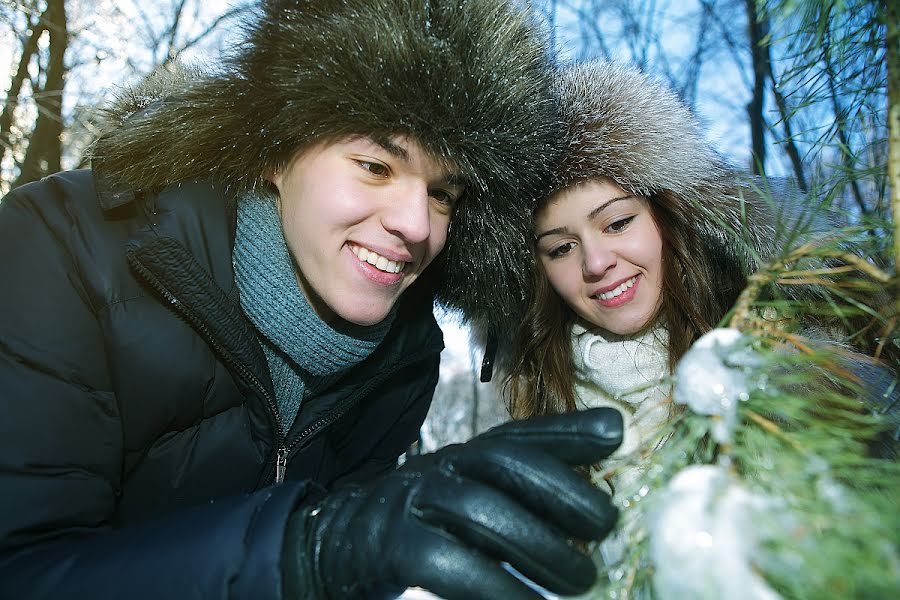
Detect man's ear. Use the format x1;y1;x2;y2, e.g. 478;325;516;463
263;166;280;186
260;170;282;210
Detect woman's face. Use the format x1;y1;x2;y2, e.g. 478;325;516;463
534;178;664;336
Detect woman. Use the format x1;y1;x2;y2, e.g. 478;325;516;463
502;60;898;582
504;60;777;471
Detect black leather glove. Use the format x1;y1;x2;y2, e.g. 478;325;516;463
284;407;623;599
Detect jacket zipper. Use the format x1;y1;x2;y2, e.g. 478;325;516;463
275;447;289;483
270;348;438;486
127;253;288;481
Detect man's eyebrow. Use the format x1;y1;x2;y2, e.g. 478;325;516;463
370;135;466;187
371;136;409;162
534;195;636;242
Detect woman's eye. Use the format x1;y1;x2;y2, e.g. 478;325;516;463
358;161;390;177
606;216;634;233
548;242;575;259
429;188;458;207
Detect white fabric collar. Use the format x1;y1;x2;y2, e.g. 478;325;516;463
571;320;670;405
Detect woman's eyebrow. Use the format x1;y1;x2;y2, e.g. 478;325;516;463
535;195;636;241
443;173;468;188
535;225;569;242
586;195;634;220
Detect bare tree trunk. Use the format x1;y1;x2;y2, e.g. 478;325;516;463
886;0;900;270
0;11;45;172
745;0;768;176
14;0;68;189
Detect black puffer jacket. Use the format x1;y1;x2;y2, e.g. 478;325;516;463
0;169;443;599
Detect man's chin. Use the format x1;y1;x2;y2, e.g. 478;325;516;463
329;302;397;331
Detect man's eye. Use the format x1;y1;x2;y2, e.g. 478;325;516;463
607;216;634;233
548;242;575;259
358;161;390;177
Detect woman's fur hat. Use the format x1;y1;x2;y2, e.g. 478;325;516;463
480;60;786;379
90;0;563;330
550;60;779;277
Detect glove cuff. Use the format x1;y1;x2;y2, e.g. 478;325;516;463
283;503;329;599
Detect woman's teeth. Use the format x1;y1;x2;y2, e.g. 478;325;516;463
597;276;637;300
352;246;405;274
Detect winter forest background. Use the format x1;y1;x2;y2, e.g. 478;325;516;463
0;0;893;451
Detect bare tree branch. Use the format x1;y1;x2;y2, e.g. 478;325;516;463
162;0;189;63
568;0;613;60
822;26;869;217
766;58;809;191
679;1;715;108
170;5;249;63
708;2;754;92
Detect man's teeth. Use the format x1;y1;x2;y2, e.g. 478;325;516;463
597;276;637;300
352;246;405;274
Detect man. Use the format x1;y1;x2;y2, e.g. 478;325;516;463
0;1;623;598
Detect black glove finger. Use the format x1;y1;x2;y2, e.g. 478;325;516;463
412;475;599;595
444;439;618;540
477;407;624;465
395;527;549;600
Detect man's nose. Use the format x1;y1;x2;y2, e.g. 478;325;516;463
381;183;431;243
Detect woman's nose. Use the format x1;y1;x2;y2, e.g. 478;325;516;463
582;239;616;278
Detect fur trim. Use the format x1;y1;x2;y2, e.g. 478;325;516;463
555;62;722;199
552;61;779;279
90;0;563;330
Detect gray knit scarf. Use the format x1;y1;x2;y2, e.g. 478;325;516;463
233;189;395;433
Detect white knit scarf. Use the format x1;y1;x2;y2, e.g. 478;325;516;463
570;320;672;574
571;319;671;462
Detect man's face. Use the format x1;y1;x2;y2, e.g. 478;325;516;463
269;135;464;327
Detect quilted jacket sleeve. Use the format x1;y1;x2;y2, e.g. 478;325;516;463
0;177;315;599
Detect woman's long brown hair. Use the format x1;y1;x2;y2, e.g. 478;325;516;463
503;186;748;420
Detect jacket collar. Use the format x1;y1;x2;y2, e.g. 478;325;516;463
120;179;443;431
94;160;138;211
122;180;273;404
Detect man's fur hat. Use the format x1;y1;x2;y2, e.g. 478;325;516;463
550;60;779;278
90;0;563;330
